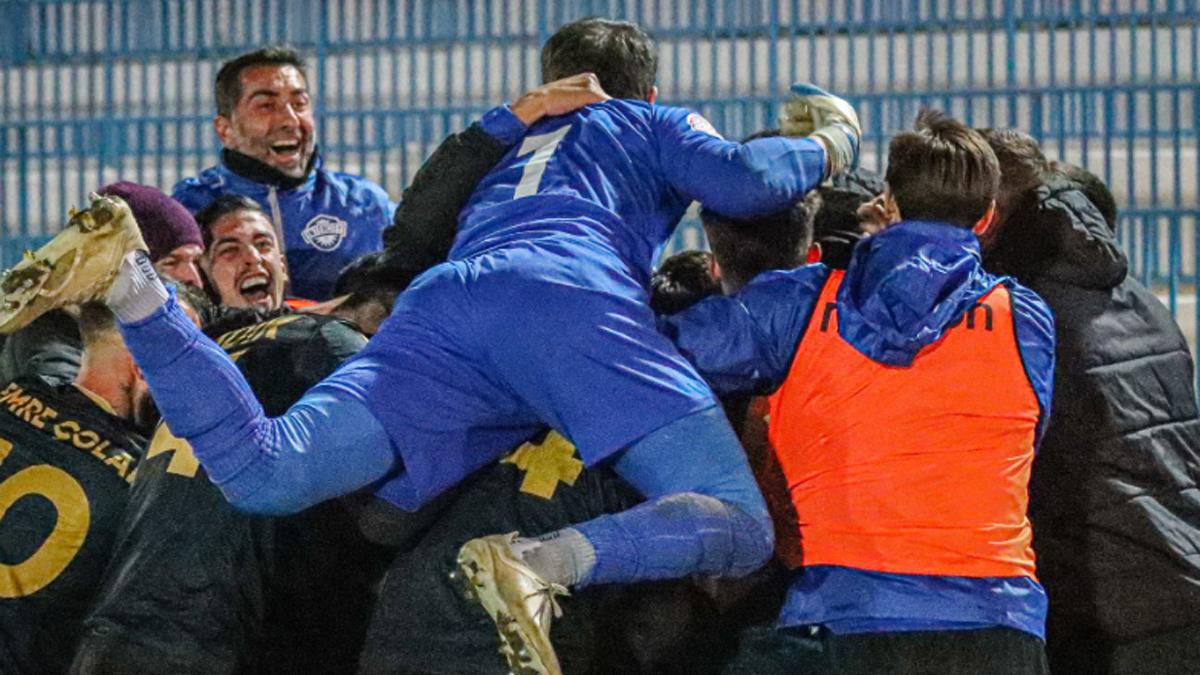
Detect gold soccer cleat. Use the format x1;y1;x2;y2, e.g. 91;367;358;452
456;532;569;675
0;194;147;333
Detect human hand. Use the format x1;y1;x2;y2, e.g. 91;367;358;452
780;83;861;177
510;73;611;126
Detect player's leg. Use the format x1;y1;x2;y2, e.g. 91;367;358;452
453;270;773;674
494;406;770;589
550;405;772;584
456;407;772;675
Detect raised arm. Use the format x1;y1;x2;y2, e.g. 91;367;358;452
656;84;860;220
109;254;396;515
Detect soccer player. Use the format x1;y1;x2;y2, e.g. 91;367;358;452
8;19;859;674
194;194;289;311
360;240;804;675
0;194;206;673
358;430;648;674
662;110;1055;674
0;303;151;675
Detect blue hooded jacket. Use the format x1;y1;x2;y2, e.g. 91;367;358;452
662;219;1056;637
173;154;396;300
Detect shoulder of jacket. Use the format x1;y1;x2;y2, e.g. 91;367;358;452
319;169;392;206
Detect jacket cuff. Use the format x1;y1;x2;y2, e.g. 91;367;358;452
478;105;528;146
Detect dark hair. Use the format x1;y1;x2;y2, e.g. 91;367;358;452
541;18;656;100
979;128;1050;198
215;46;307;117
194;194;267;249
77;301;117;347
815;167;886;238
1054;161;1118;231
169;275;217;320
333;252;408;314
701;191;821;291
649;250;720;314
813;167;885;268
886;109;1000;229
742;128;782;142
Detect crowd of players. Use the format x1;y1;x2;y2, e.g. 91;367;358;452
1;16;1199;675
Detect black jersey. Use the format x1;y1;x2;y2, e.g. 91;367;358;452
73;314;391;675
359;430;653;675
0;376;146;675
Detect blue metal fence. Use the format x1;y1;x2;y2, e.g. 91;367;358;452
2;0;1198;348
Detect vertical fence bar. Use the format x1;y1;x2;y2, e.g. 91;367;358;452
36;36;46;234
1004;0;1017;126
1195;82;1200;389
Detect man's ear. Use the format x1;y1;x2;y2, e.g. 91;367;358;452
973;200;998;236
709;257;721;283
882;189;903;226
646;86;658;104
806;242;823;264
214;115;233;147
128;354;144;388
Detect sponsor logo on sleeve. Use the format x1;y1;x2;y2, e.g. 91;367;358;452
301;215;349;252
687;113;723;139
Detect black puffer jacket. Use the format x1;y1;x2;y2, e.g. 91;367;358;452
987;175;1200;643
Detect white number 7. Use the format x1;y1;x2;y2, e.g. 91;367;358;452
513;125;572;199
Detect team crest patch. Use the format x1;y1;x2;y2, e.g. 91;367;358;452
687;113;723;138
301;215;348;252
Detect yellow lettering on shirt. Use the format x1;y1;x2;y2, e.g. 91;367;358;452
144;424;200;479
0;385;135;481
217;315;302;351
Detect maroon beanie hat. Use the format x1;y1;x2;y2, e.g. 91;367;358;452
97;182;204;262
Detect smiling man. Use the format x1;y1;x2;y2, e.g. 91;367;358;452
172;46;395;301
194;195;287;311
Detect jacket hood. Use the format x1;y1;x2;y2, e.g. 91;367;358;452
1031;176;1128;289
837;220;1000;366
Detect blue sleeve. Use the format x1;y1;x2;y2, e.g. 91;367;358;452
659;265;831;396
1008;281;1056;449
653;106;827;219
477;104;529;146
118;294;398;515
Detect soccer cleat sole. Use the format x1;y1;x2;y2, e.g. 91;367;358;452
0;194;147;333
454;556;558;675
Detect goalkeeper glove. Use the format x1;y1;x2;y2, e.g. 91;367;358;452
779;83;861;178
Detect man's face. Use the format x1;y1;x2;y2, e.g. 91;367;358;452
154;244;204;289
215;64;315;178
202;210;286;310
